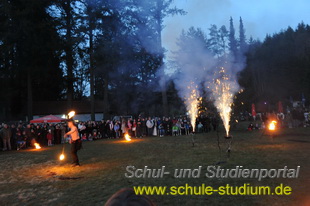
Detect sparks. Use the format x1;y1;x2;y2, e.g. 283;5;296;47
211;67;237;136
185;82;201;132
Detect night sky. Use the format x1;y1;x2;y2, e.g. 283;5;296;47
162;0;310;57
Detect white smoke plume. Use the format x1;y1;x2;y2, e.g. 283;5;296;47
164;26;245;134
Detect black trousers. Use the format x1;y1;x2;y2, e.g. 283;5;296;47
71;141;80;165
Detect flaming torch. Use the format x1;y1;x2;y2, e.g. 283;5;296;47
34;143;41;149
68;111;75;119
124;133;131;141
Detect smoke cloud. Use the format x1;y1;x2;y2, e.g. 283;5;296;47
161;26;246;134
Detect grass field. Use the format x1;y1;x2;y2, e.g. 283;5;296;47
0;125;309;206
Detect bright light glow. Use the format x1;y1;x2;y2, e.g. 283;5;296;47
59;154;65;160
68;111;75;119
268;121;277;131
34;143;41;149
124;133;131;141
185;82;201;132
212;67;235;136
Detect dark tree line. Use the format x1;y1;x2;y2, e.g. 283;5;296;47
1;0;309;122
0;0;185;121
238;22;310;111
170;19;310;115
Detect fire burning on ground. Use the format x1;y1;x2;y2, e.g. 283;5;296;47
124;134;131;141
268;120;277;131
34;143;41;149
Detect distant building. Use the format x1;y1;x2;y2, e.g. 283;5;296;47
32;101;105;121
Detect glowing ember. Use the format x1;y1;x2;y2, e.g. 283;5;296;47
34;143;41;149
68;111;75;119
268;121;277;131
185;82;201;132
124;133;131;141
59;154;65;160
212;67;237;136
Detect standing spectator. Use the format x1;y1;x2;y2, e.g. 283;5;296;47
105;120;112;138
114;122;121;138
0;124;12;151
35;125;43;145
16;128;26;150
167;118;172;136
158;123;164;137
142;118;147;137
78;122;86;138
172;124;179;136
48;124;55;143
24;124;33;148
146;117;154;137
197;122;203;133
121;120;127;137
152;118;158;136
163;118;168;136
60;123;66;143
47;129;53;146
176;120;182;135
108;120;114;138
99;120;106;138
11;124;17;150
55;125;62;144
132;119;137;137
136;118;142;138
127;119;133;136
41;124;48;146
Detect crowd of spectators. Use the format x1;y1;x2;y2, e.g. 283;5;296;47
1;108;309;152
0;116;222;151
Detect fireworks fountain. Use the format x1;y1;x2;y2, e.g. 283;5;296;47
211;67;235;136
185;82;201;132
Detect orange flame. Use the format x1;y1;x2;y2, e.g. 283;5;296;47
124;133;131;141
59;154;65;160
34;143;41;149
268;121;277;131
68;111;75;119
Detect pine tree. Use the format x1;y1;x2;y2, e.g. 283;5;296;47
239;17;247;56
228;17;238;59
